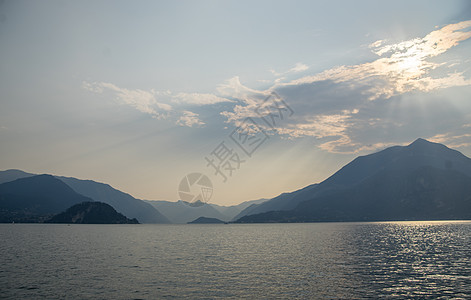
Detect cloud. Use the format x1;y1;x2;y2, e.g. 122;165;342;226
84;82;233;116
217;76;268;102
82;81;104;93
429;129;471;149
275;113;351;139
289;63;309;73
177;111;204;127
83;81;172;119
283;20;471;100
83;82;233;128
82;21;471;153
219;20;471;153
369;21;471;57
270;62;309;77
172;92;233;105
318;137;399;154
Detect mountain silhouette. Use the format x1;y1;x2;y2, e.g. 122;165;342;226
146;198;268;223
236;139;471;222
0;175;94;222
146;200;228;223
0;169;34;185
0;170;169;223
188;216;226;224
58;176;169;223
46;201;139;224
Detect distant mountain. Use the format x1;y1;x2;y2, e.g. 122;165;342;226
0;175;94;223
146;200;228;223
236;139;471;223
188;216;225;224
232;185;318;220
146;198;269;223
58;177;170;224
210;198;268;221
0;169;34;184
46;201;139;224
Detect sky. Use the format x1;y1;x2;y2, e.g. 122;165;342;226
1;0;471;205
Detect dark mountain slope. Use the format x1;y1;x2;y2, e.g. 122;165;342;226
46;201;139;224
235;139;471;223
237;166;471;222
210;198;268;221
58;176;170;224
236;139;471;220
232;184;319;220
322;138;471;188
0;170;170;223
0;175;94;222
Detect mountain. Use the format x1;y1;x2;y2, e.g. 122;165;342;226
0;170;169;224
0;169;34;184
188;216;225;224
235;138;471;223
46;201;139;224
0;175;94;222
0;169;267;223
236;138;471;220
145;198;269;223
211;198;268;221
58;177;169;224
145;200;228;223
232;185;319;220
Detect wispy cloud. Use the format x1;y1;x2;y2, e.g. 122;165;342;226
172;92;233;105
274;112;352;139
270;62;309;77
429;130;471;149
83;81;172;119
289;62;309;73
177;111;204;127
83;81;233;127
217;76;268;102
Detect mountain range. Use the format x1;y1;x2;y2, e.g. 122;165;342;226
188;216;226;224
0;170;169;223
234;138;471;222
1;138;470;223
145;198;267;223
0;169;266;223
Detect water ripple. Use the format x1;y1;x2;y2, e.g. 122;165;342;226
0;221;470;299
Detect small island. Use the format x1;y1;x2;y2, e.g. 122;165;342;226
188;216;226;224
46;201;139;224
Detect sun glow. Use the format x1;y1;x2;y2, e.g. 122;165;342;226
397;56;423;77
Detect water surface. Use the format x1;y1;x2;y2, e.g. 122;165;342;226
1;222;470;299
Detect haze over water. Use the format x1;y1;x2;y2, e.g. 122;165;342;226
1;221;470;299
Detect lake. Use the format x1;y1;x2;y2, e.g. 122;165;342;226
1;222;470;299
